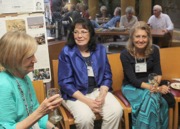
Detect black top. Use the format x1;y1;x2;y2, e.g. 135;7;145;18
83;56;97;93
120;45;162;88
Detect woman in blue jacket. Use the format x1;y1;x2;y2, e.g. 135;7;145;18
58;18;123;129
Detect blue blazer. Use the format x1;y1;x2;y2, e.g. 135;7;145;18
58;44;112;100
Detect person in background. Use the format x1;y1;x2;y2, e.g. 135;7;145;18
101;7;121;41
120;6;138;29
120;6;138;41
99;5;111;20
44;0;53;37
90;7;121;29
79;3;89;19
69;4;81;22
148;5;174;47
51;0;65;39
62;4;81;36
0;31;62;129
120;21;169;129
58;18;123;129
102;7;121;29
148;5;173;33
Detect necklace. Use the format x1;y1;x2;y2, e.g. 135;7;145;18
15;76;33;116
83;56;91;66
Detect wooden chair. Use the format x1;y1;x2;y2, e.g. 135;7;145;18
52;60;104;129
32;80;46;104
107;53;174;129
48;41;66;87
107;53;131;129
160;47;180;129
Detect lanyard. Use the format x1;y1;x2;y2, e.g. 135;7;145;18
135;57;147;73
15;77;33;116
83;56;95;77
83;56;91;66
135;57;146;63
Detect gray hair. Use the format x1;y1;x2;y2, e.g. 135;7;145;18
100;5;107;12
153;5;162;12
114;7;121;15
125;6;135;14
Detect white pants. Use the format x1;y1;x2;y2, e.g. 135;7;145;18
63;89;123;129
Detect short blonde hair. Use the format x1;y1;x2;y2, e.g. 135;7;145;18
126;21;153;57
0;31;37;73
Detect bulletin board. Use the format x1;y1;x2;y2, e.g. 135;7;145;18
0;1;51;83
0;0;44;14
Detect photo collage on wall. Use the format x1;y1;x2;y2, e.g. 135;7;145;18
0;14;51;83
0;0;51;83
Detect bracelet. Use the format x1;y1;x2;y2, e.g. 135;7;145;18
52;126;56;129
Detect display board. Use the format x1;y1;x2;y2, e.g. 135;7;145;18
0;1;51;83
0;0;44;14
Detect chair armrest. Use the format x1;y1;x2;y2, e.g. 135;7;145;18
170;81;180;97
58;105;74;123
170;88;180;97
113;90;131;107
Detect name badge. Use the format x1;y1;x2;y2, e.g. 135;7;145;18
32;122;40;129
135;63;147;73
87;66;94;77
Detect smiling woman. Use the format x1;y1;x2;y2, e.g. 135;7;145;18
120;21;170;129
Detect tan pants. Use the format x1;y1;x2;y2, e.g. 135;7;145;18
63;89;123;129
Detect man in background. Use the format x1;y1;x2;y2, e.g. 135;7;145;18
148;5;174;47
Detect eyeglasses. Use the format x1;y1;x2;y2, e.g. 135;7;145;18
73;31;89;36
